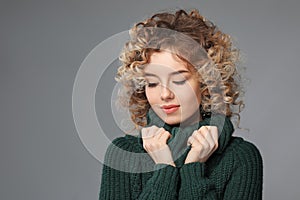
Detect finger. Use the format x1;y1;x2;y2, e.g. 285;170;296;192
193;130;209;149
154;128;165;139
199;125;209;133
187;135;194;146
202;126;216;150
160;131;171;143
142;126;159;139
141;128;151;139
209;126;219;150
198;126;210;140
209;126;219;143
188;130;201;145
204;126;219;151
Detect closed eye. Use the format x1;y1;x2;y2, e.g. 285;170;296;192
173;80;186;85
147;83;159;87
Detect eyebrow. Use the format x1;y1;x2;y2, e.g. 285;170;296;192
144;70;190;77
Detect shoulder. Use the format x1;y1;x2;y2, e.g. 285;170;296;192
108;134;144;153
103;135;148;172
227;137;263;167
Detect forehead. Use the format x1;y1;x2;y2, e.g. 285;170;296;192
144;51;190;74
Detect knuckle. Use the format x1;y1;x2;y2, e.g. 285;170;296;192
202;130;209;137
192;130;199;136
212;129;218;135
141;128;146;134
215;141;219;149
162;131;169;136
208;142;214;150
211;126;218;133
146;125;156;131
141;132;148;138
151;125;158;130
158;128;164;134
158;127;164;131
143;143;148;149
187;137;191;144
199;126;206;131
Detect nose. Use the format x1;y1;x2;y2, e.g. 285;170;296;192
160;85;174;100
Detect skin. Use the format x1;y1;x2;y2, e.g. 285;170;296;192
141;51;218;166
144;51;202;126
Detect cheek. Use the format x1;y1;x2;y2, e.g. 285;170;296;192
145;88;157;104
174;84;201;104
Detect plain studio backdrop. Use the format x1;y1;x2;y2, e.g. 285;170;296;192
1;0;299;199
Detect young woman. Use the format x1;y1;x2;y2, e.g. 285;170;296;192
99;9;263;199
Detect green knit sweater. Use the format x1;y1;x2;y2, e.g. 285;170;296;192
99;109;263;199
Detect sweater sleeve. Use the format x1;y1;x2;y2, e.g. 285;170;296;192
223;141;263;199
99;136;179;200
178;141;263;200
179;162;218;199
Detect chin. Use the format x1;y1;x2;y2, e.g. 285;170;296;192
164;113;201;126
154;110;182;125
162;117;181;125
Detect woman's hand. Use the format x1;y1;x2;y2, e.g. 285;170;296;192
141;126;175;167
185;126;219;164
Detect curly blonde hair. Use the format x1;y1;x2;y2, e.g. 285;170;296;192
116;9;244;129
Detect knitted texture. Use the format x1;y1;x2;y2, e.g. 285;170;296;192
99;109;263;199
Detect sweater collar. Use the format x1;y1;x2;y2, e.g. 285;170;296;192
141;107;234;154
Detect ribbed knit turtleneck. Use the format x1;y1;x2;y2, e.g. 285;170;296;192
138;108;234;167
99;108;263;200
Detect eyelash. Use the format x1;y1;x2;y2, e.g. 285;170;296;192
147;83;158;88
147;80;186;88
173;80;186;85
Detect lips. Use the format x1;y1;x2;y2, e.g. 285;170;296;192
161;105;180;114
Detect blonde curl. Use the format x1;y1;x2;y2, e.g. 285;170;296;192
115;9;246;130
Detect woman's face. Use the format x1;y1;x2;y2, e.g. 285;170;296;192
144;51;202;125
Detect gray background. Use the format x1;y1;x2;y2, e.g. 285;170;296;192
1;0;299;199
